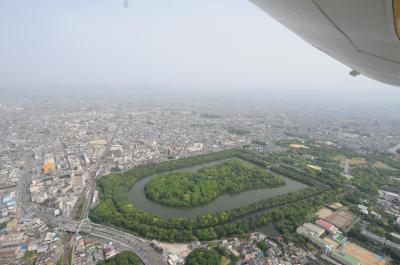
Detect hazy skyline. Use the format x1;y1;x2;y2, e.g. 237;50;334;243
1;0;399;97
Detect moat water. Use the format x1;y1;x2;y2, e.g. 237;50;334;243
127;159;308;218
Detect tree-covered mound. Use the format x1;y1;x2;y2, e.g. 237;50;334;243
89;148;342;242
97;251;142;265
185;248;221;265
145;159;285;207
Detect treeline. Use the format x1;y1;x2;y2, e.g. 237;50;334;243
145;160;285;207
210;189;342;241
269;163;341;188
122;149;243;188
90;184;335;242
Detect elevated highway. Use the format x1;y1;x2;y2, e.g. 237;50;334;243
38;213;167;265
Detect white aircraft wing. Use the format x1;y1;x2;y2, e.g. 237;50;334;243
250;0;400;87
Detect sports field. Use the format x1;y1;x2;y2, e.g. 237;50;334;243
342;242;387;265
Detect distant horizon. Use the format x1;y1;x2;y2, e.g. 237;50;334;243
2;85;400;111
1;0;398;96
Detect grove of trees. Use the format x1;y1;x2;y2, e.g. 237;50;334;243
97;251;142;265
145;160;285;207
185;248;220;265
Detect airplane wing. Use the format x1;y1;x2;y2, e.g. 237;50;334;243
250;0;400;87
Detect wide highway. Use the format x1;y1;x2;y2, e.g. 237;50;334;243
29;119;168;265
37;212;167;265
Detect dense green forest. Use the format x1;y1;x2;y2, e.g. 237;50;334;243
185;248;221;265
97;251;142;265
145;160;285;207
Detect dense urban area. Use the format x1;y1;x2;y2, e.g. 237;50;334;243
1;97;400;265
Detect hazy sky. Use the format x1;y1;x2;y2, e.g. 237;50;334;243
0;0;399;96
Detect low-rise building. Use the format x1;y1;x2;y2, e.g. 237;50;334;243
71;172;86;188
379;190;400;202
357;204;369;215
330;250;360;265
303;223;325;237
296;226;332;252
316;219;339;234
103;243;116;260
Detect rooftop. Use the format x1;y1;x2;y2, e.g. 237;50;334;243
332;250;360;265
316;219;334;230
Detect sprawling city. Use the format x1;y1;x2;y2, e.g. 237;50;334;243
0;97;399;265
2;1;400;265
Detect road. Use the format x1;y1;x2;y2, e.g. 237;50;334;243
79;120;122;221
16;148;33;219
37;211;167;265
53;121;167;265
21;120;167;265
